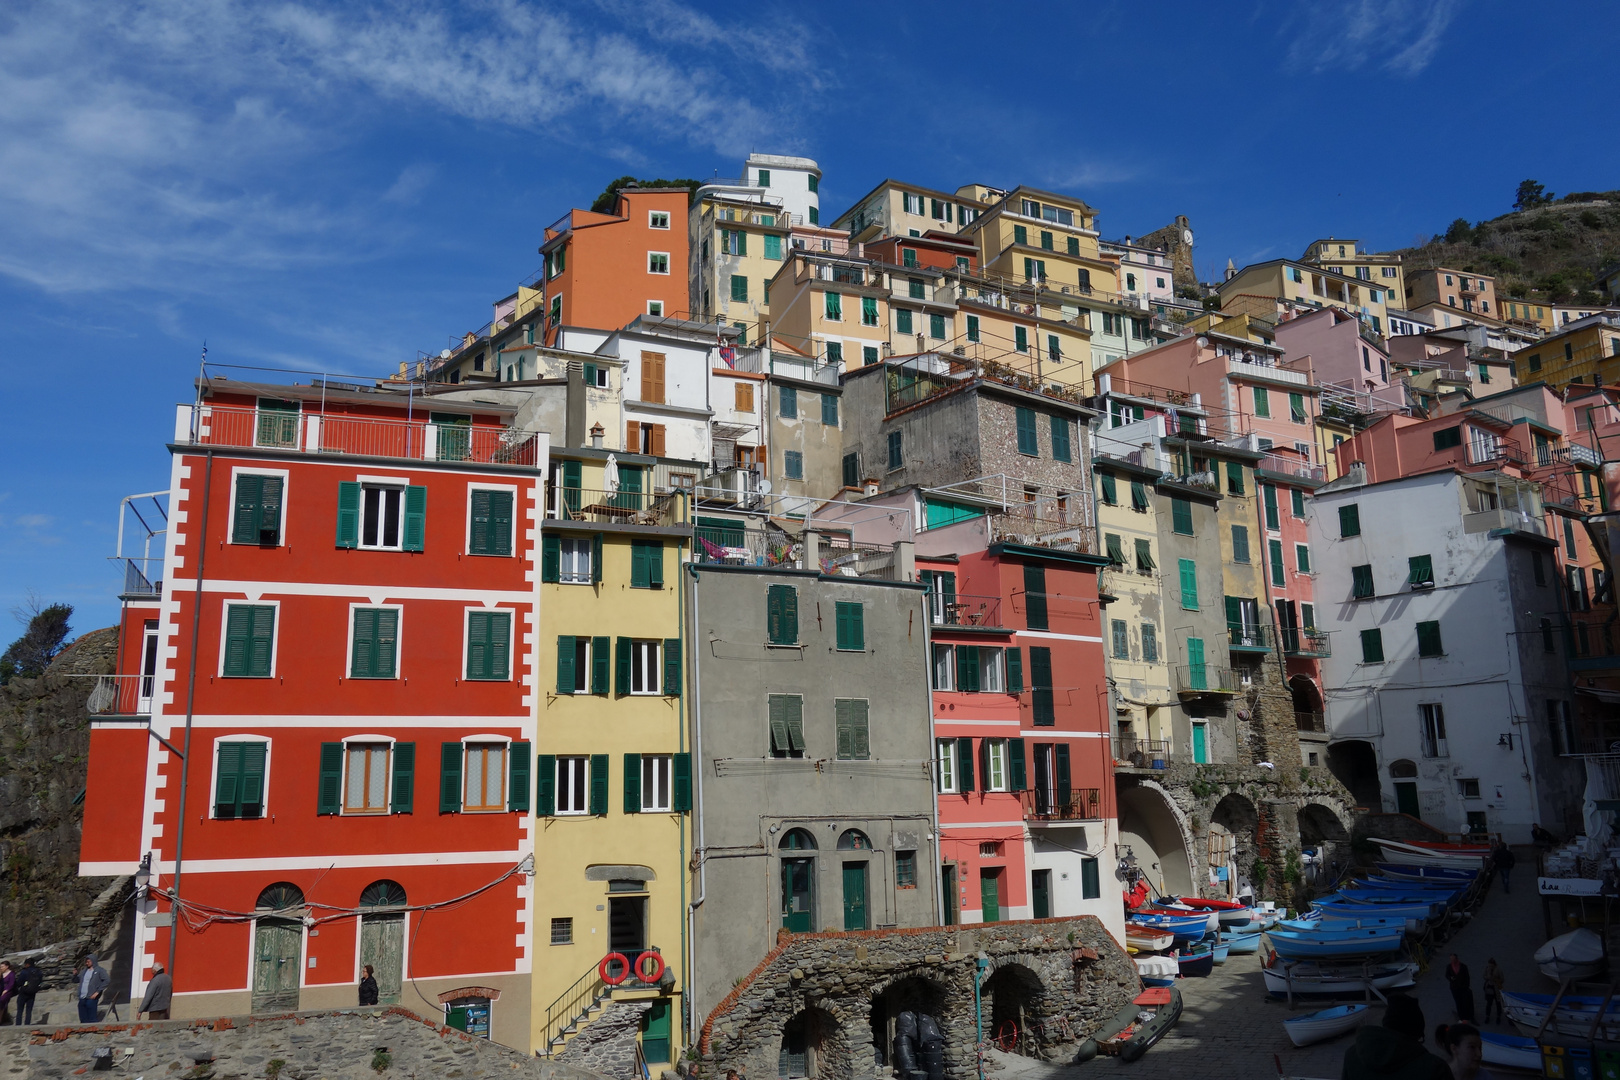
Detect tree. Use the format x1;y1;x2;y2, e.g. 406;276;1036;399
1515;180;1553;211
1444;218;1474;245
589;176;704;214
0;594;73;684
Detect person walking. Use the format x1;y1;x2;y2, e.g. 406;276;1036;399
14;959;41;1026
1446;954;1476;1024
138;962;172;1020
1340;994;1452;1080
358;964;379;1006
1494;841;1516;893
1482;958;1505;1025
77;954;109;1024
0;961;15;1025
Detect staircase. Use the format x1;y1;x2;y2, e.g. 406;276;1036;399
543;965;612;1057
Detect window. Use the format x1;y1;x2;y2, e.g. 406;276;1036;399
1253;387;1270;418
1263;484;1279;530
1352;564;1374;599
930;313;946;339
896;851;917;888
468;488;514;557
721;229;747;256
936;739;959;793
1111;619;1129;659
767;584;799;645
1040;230;1053;250
350;607;400;679
764;233;782;260
1015;407;1038;455
358;483;409;550
984;739;1009;792
907;277;926;300
1099;473;1117;504
1130;480;1149;511
1416;620;1444;657
782;450;803;480
1141;623;1158;663
213;740;268;819
1029;647;1054;725
556;756;589;814
895;309;913;334
769;694;806;757
556;635;605;695
551;917;573;945
557;537;593;584
1178;558;1199;610
344;742;391;814
462;742;507;812
904;193;924;215
863;345;879;366
1135;538;1155;572
466;610;511;681
1360;628;1384;662
1104;532;1125;566
223;603;275;678
842;452;860;489
630;539;664;589
1024;564;1048;630
1015;326;1028;352
648;252;670;275
648;211;670;230
824;292;841;320
888;430;903;469
902;248;918;268
835;601;865;651
1081;858;1101;900
932;644;955;691
1269;539;1286;588
639;754;673;812
818;393;839;428
1433;426;1462;451
1289;393;1306;424
1457;778;1481;800
1296;544;1312;574
734;383;755;413
1226;461;1244;495
728;274;748;303
977;647;1005;692
254;398;300;448
1534;550;1547;586
1408;555;1434;588
1171;498;1193;535
1542;618;1557;653
1420;703;1448;757
1051;417;1071;462
1550;700;1577;756
1231;525;1251;564
860;296;878;326
1292;488;1307;518
231;473;284;546
826;341;842;365
1339;504;1361;538
1013;224;1027;245
780;385;797;418
966;315;980;342
627;639;662;695
835;699;870;759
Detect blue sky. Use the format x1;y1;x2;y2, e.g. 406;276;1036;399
3;0;1618;637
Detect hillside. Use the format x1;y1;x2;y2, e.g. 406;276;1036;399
1389;188;1620;305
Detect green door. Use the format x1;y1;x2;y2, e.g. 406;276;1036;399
447;1006;469;1032
360;914;404;1005
642;999;671;1064
430;413;471;461
942;864;958;926
1187;637;1207;690
1395;782;1421;818
782;859;814;932
251;918;302;1012
1192;722;1208;765
842;862;869;931
980;870;1001;923
1032;869;1051;920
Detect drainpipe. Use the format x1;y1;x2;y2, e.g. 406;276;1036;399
924;586;943;927
169;448;213;976
684;560;707;1049
974;955;988;1080
676;517;689;1057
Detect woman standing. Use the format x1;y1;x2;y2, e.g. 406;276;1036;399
1482;958;1505;1024
358;964;379;1006
1446;954;1477;1024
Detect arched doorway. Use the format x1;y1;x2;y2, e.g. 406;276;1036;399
983;963;1047;1058
359;880;407;1005
780;828;817;932
1211;794;1259;898
1117;784;1193;896
1290;676;1324;731
779;1006;846;1079
837;830;871;931
252;882;304;1012
1388;758;1420;818
869;976;948;1071
1297;804;1351;885
1327;740;1382;809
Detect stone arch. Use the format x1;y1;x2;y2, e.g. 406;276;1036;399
1327;740;1382;809
982;962;1047;1058
1211;793;1260;894
778;1005;848;1079
867;974;949;1072
1298;802;1352;885
1117;781;1195;896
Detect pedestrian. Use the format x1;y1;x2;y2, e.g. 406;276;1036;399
14;959;40;1026
77;954;109;1024
1435;1023;1494;1080
0;961;14;1025
358;964;378;1006
138;961;172;1020
1340;993;1451;1080
1481;958;1505;1025
1494;841;1516;893
1446;954;1476;1024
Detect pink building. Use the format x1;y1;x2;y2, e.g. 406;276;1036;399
1273;307;1400;414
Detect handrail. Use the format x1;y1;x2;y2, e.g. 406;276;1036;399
542;960;607;1056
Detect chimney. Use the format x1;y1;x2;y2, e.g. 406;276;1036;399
590;423;605;449
397;362;408;379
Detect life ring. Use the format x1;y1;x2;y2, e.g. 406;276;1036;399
600;952;630;985
635;951;665;984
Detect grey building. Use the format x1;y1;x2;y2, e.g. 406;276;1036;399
684;553;938;1026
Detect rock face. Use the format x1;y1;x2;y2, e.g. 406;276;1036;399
0;627;119;954
13;1006;614;1080
557;999;652;1080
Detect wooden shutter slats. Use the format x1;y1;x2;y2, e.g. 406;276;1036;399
317;742;343;815
391;742;415;813
402;485;427;552
623;753;642;814
439;742;463;813
508;741;531;812
589;754;609;815
336;481;361;548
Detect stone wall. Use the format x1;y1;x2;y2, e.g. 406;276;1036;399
695;917;1137;1080
558;999;651;1080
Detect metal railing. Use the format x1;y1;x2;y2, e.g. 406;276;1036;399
1256;452;1327;483
1020;787;1103;822
1175;664;1237;694
1281;629;1332;658
694;527;802;568
79;674;156;718
817;537;894;576
186;404;541;467
925;593;1004;629
1228;624;1272;650
1113;738;1171;768
117;557;162;598
1295;711;1326;733
549;487;687;527
542;961;607;1056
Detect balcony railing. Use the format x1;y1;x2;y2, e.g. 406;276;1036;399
694;527;802;569
1462;507;1546;536
1020;787;1103;822
1281;629;1332;658
1256;452;1327;483
1113;738;1171;768
817;537;894;576
1228;624;1272;651
117;557;162;598
549;487;687;527
1175;664;1238;695
1296;711;1326;733
78;674;155;718
925;593;1005;629
184;404;541;467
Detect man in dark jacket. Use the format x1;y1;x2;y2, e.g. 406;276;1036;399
14;959;41;1026
1495;840;1516;893
1341;995;1451;1080
76;954;109;1024
138;962;172;1020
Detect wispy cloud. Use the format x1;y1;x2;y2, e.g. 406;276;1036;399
1283;0;1461;77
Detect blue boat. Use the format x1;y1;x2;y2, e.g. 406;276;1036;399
1267;928;1405;960
1311;905;1428;934
1316;893;1445;917
1209;936;1231;963
1374;862;1478;883
1221;929;1263;954
1132;912;1211;941
1176;942;1215;978
1281;916;1408;934
1284;1003;1370;1047
1342;880;1465;904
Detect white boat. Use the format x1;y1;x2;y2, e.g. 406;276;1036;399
1503;991;1620;1040
1262;961;1418;996
1283;1003;1370;1047
1534;928;1606;981
1480;1031;1542;1071
1370;837;1490;870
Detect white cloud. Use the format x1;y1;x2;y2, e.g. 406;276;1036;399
1283;0;1460;77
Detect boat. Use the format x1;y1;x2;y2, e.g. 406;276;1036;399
1502;991;1620;1039
1282;916;1409;936
1406;838;1492;853
1283;1003;1370;1047
1534;928;1606;981
1174;897;1256;925
1210;937;1231;963
1131;912;1212;941
1221;930;1263;954
1134;954;1178;988
1480;1031;1542;1072
1370;837;1490;869
1345;877;1466;899
1176;944;1215;978
1310;903;1430;933
1117;986;1183;1063
1262;961;1418;997
1267;929;1405;961
1316;890;1447;915
1125;923;1176;952
1373;863;1479;884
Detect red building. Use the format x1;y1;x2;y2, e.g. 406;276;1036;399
922;537;1121;940
81;380;546;1048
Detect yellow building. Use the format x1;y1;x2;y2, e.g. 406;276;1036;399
832;178;984;243
767;249;892;367
690;190;790;340
1500;298;1553;330
1298;237;1406;302
1218;259;1393;337
534;451;692;1066
1510;313;1620;390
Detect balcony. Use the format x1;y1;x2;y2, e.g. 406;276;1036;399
1296;711;1327;734
183;404;541;468
816;537;895;577
1113;738;1171;769
549;487;688;527
694;526;802;569
1462;507;1546;536
1228;624;1272;653
1281;629;1332;658
1175;664;1238;695
1227;358;1308;386
1256;452;1327;484
926;593;1005;630
80;674;155;719
1020;787;1103;823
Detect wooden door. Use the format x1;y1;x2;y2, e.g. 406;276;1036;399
980;870;1001;923
360;914;404;1005
941;864;957;926
251;918;302;1012
782;859;813;932
1032;869;1051;919
1192;722;1208;765
841;862;868;931
642;998;671;1064
1395;782;1421;818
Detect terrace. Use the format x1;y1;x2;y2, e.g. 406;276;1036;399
181;402;542;468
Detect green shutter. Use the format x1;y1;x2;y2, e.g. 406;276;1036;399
957;737;975;792
616;636;632;695
1352;564;1374;599
1417;620;1443;657
1015;408;1038;455
1024;565;1048;629
1225;595;1242;630
214;742;243;817
508;741;530;811
836;602;864;650
623;753;642;814
1051;416;1071;462
1055;744;1071;805
631;542;649;588
768;584;798;644
1340;503;1361;537
1361;628;1385;663
836;700;854;759
1232;525;1250;563
1179;559;1199;610
663;638;681;696
1172;498;1193;534
440;742;463;812
1253;386;1270;417
1226;461;1244;495
1100;473;1117;504
471;489;513;556
1135;538;1156;571
317;742;343;815
849;700;869;759
1008;738;1026;792
246;606;274;677
1263;484;1279;529
673;753;692;812
1131;481;1149;510
1105;533;1126;566
536;754;556;816
1292;488;1307;518
769;694;791;753
591;533;603;583
402;485;426;552
1408;555;1433;586
1030;647;1054;726
239;741;266;815
375;608;398;678
958;645;981;692
1006;647;1023;693
1187;637;1207;689
351;608;375;678
646;541;664;588
542;535;561;582
589;754;609;814
469;489;492;554
784;695;805;752
391;742;415;813
233;474;263;544
1270;539;1286;587
591;636;610;694
468;612;490;679
557;635;576;694
336;481;361;548
223;605;252;677
563;460;582;513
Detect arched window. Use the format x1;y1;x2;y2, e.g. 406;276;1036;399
255;882;304;911
360;880;408;908
837;829;871;851
779;828;817;851
1388;759;1418;779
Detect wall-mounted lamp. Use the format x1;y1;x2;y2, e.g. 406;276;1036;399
1498;733;1516;750
135;852;152;899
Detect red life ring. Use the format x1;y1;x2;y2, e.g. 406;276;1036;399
634;951;665;984
600;952;630;985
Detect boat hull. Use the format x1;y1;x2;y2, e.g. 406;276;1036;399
1221;931;1262;954
1268;930;1405;961
1263;962;1418;996
1503;991;1620;1040
1480;1031;1541;1071
1284;1003;1370;1047
1371;838;1489;869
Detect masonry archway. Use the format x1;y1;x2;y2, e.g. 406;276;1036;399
868;975;948;1071
983;963;1047;1058
1211;793;1259;895
778;1006;847;1080
1298;803;1352;885
1117;783;1194;896
1327;740;1382;810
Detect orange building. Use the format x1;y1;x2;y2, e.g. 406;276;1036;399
539;187;691;344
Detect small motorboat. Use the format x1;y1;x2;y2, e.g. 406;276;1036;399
1221;929;1263;954
1534;928;1606;981
1262;960;1418;996
1176;943;1215;978
1267;928;1405;961
1125;923;1176;953
1283;1003;1370;1047
1135;954;1178;988
1480;1030;1542;1071
1091;986;1181;1064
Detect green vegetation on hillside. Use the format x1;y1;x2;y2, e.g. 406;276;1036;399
1393;181;1620;305
590;175;703;214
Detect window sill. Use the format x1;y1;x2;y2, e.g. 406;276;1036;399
765;642;803;650
1418;653;1447;660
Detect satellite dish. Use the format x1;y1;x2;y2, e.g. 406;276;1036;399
1196;336;1210;349
440;349;452;359
758;479;773;495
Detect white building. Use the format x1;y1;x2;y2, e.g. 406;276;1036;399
1310;467;1583;840
557;318;720;465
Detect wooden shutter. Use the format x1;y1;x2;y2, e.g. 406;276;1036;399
336;481;361;548
563;460;582;513
616;636;632;695
1016;408;1037;454
255;476;282;545
626;420;641;452
589;754;609;814
1023;565;1048;629
508;741;531;812
1030;647;1054;726
468;612;489;679
649;424;666;457
980;736;993;788
1340;504;1361;537
374;608;398;678
673;753;692;812
1172;498;1193;534
536;754;556;816
1179;559;1199;609
248;605;274;677
1231;525;1250;563
768;584;798;644
1008;738;1026;792
1006;647;1023;693
1263;484;1279;529
957;737;975;792
850;701;870;759
491;490;514;556
591;532;603;583
223;605;252;677
1269;539;1286;587
591;636;610;693
648;541;664;588
233;475;263;544
1099;473;1116;504
1225;595;1242;630
623;753;642;813
351;608;375;678
317;742;343;815
769;694;790;752
542;535;560;582
214;742;243;817
1226;461;1244;494
1051;416;1071;461
784;696;805;752
642;352;666;404
439;742;463;812
1131;480;1149;510
470;489;492;554
402;485;427;552
663;638;681;696
836;700;854;759
390;742;415;813
557;636;576;694
1055;744;1071;806
957;645;981;692
1417;621;1443;656
489;611;509;679
239;741;266;816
